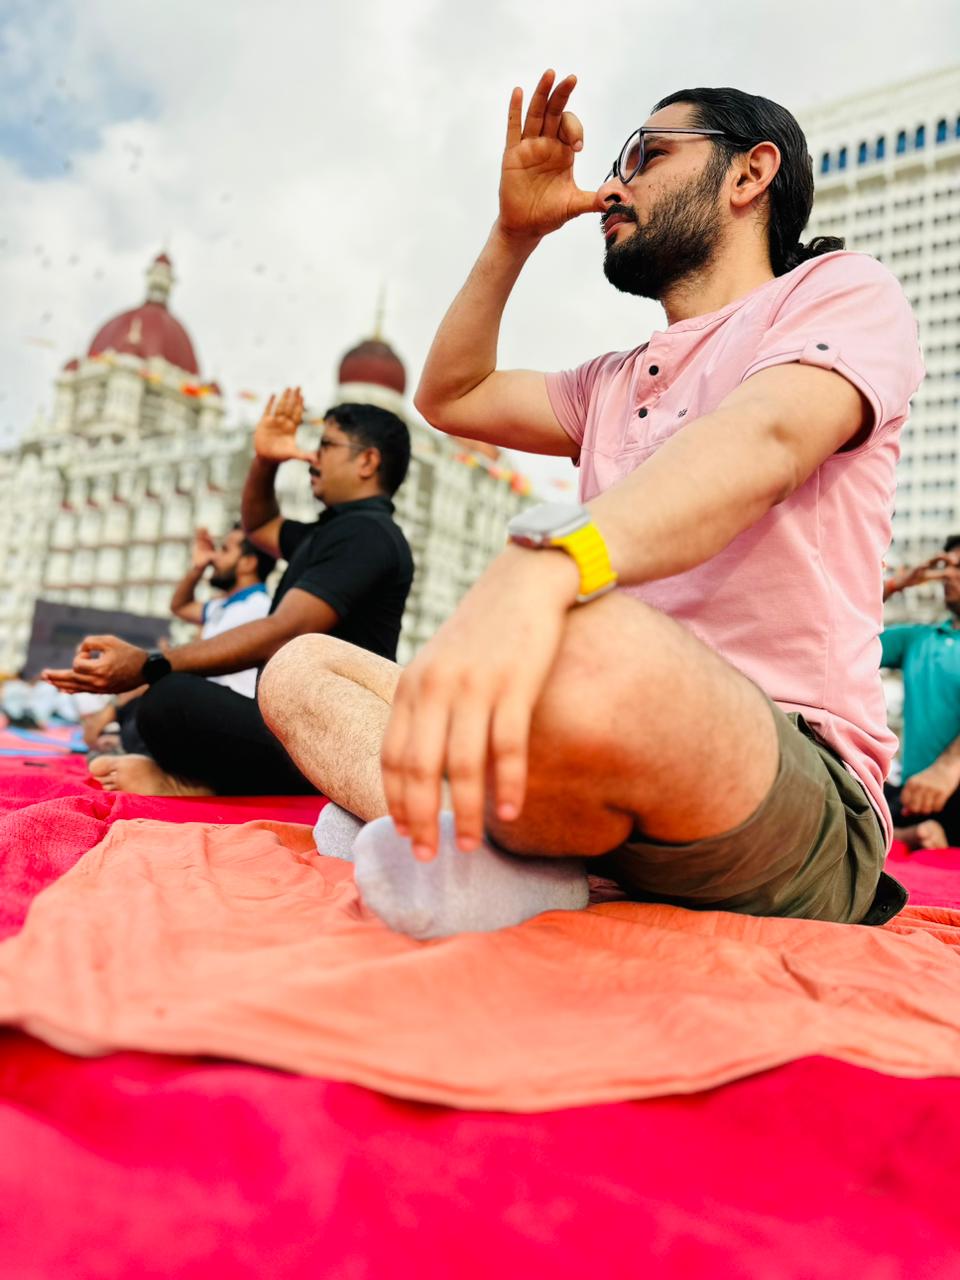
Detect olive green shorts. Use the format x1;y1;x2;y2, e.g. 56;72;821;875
595;705;890;924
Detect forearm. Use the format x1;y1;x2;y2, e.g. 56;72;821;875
167;618;291;677
936;735;960;771
587;405;796;586
241;457;281;532
414;222;539;417
170;565;205;614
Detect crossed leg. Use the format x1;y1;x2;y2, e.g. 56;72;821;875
259;592;778;875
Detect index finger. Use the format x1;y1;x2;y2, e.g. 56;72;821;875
506;86;523;149
78;635;114;654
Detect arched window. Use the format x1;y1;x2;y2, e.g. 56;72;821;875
915;124;926;149
936;118;948;143
838;146;847;170
857;140;868;165
876;135;886;160
896;130;907;154
820;151;831;175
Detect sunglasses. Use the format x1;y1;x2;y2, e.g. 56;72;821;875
606;127;750;185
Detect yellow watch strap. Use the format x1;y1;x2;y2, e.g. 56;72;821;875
551;522;618;603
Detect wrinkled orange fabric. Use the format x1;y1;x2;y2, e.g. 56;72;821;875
1;817;959;1112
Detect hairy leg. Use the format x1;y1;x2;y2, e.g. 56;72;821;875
262;594;777;860
485;590;779;858
258;635;400;820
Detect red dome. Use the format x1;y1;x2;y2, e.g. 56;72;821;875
88;301;199;375
338;339;406;395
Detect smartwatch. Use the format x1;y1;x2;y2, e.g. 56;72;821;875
141;650;173;685
507;502;618;604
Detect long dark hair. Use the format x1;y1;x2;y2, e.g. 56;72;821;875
653;87;845;276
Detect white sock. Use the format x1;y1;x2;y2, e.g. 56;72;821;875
313;802;364;861
353;811;590;941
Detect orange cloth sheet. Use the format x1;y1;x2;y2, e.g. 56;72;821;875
1;816;959;1112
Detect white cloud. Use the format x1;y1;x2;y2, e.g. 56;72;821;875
2;0;957;493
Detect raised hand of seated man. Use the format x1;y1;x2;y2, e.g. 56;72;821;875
44;635;151;695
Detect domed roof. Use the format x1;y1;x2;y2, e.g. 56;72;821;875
338;338;406;395
87;252;200;375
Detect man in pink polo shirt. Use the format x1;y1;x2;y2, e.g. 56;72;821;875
260;71;923;936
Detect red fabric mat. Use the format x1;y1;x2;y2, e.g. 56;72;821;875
1;755;959;1277
0;1037;958;1279
0;756;321;941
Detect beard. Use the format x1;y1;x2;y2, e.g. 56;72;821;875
209;568;238;592
603;165;724;301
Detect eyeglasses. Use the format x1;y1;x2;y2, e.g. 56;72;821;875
606;127;746;185
318;437;362;454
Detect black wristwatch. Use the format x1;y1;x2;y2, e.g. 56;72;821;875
141;649;172;686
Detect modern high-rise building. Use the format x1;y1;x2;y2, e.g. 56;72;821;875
800;66;960;619
0;252;531;673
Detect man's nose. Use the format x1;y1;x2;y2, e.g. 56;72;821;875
598;174;633;207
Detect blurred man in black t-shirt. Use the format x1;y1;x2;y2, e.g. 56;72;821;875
44;390;413;796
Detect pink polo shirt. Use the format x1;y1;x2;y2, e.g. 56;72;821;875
545;251;924;842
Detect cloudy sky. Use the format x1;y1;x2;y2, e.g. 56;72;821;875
1;0;957;494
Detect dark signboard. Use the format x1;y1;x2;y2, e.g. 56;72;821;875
23;599;171;678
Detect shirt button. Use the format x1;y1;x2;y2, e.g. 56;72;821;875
649;364;659;375
816;343;829;351
638;407;648;418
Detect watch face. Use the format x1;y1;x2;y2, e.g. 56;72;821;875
508;502;588;541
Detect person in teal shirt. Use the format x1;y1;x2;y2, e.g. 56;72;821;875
881;535;960;848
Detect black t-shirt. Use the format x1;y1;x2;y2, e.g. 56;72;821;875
273;496;414;661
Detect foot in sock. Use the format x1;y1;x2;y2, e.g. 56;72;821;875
353;811;590;940
313;802;364;861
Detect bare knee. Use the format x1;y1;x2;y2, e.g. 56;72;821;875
258;634;341;730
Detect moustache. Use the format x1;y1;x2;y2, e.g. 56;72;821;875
601;204;639;231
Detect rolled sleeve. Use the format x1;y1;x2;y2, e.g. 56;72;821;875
741;253;924;441
545;353;620;455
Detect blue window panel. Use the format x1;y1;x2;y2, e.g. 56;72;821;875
896;130;907;154
838;146;848;170
936;119;948;143
876;135;886;160
858;141;868;165
915;124;926;149
956;116;960;138
820;151;831;174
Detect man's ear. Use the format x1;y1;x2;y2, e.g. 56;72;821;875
730;141;780;209
358;445;382;482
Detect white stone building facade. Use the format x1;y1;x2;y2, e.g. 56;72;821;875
0;252;530;673
800;66;960;619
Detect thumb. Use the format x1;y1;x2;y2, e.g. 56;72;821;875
558;110;584;152
569;186;602;218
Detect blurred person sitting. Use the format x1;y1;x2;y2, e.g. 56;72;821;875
84;528;276;760
881;535;960;849
43;392;414;797
171;523;275;699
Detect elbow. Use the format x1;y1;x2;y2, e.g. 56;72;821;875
413;383;444;430
413;380;464;437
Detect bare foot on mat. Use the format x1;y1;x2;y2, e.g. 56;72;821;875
896;819;949;851
89;754;215;797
